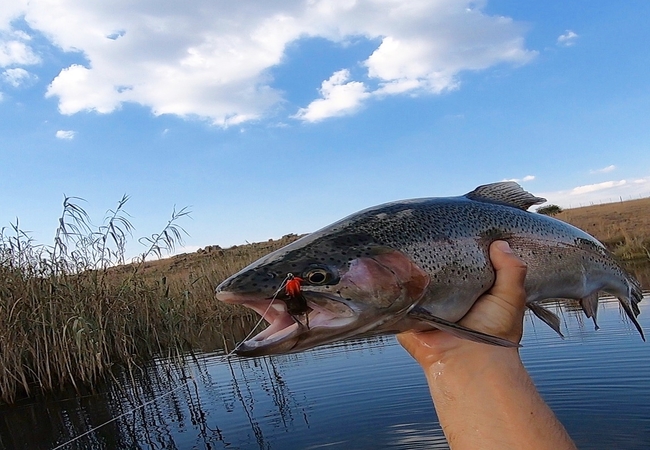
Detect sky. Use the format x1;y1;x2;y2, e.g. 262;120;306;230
1;0;649;259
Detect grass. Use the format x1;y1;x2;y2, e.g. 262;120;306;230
556;197;650;261
0;196;299;404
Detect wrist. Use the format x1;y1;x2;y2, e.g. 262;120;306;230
423;342;524;396
421;342;577;450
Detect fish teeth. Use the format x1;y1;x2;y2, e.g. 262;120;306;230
271;303;286;312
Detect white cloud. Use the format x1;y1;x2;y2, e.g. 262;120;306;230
539;177;650;208
3;0;535;125
0;1;28;28
570;180;626;195
293;69;370;122
590;164;616;174
55;130;76;139
0;33;40;67
503;175;535;183
557;30;578;47
2;67;36;87
47;64;123;114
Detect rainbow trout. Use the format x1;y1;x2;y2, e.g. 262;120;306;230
216;182;644;356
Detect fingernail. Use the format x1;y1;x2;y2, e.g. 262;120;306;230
494;240;513;253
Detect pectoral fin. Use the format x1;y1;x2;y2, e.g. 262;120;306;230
408;307;520;348
528;302;564;337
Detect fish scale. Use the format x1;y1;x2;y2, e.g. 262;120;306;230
216;182;644;356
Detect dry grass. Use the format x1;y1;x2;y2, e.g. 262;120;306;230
556;197;650;261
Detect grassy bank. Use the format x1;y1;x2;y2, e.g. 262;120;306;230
555;197;650;261
0;197;299;404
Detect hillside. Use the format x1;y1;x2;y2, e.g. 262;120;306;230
555;197;650;260
139;197;650;291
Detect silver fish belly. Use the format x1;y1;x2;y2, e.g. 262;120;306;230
216;182;644;356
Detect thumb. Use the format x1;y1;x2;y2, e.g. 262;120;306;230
489;240;527;311
462;240;527;342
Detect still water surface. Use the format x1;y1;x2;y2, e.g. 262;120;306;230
1;295;650;449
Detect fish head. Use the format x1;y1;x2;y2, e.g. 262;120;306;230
215;232;430;356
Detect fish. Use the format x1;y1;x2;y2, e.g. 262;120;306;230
215;182;644;356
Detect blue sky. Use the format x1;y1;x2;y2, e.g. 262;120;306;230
1;0;649;258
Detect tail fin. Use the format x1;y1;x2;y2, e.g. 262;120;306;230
616;276;645;341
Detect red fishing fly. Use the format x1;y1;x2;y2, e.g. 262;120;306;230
284;274;303;298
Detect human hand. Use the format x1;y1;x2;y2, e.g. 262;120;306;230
398;240;528;366
398;242;577;449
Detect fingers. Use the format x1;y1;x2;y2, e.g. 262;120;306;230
397;240;528;364
488;240;527;311
396;332;419;360
456;240;528;343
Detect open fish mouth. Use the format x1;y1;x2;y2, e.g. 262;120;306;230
217;292;357;355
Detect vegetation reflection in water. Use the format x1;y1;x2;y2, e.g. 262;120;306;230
0;290;650;449
1;280;650;449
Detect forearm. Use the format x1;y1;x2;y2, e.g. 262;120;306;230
425;344;576;450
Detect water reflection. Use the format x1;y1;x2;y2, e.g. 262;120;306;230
1;273;649;449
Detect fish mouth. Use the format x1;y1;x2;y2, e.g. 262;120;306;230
216;291;358;356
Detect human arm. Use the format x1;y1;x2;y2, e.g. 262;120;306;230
398;240;577;450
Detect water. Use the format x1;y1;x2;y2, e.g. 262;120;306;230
2;296;650;449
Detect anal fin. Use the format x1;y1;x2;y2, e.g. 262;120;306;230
528;302;564;337
579;292;600;330
408;307;520;348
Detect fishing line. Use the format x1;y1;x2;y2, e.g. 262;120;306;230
52;372;195;450
52;275;294;449
229;273;292;353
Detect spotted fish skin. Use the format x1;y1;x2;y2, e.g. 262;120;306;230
216;182;644;355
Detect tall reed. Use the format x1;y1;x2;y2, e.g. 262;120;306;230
0;196;284;404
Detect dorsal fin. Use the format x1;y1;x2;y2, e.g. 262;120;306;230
465;182;546;211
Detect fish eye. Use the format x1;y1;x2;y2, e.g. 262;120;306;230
305;268;329;285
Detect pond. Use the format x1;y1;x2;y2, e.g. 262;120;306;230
2;266;650;449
